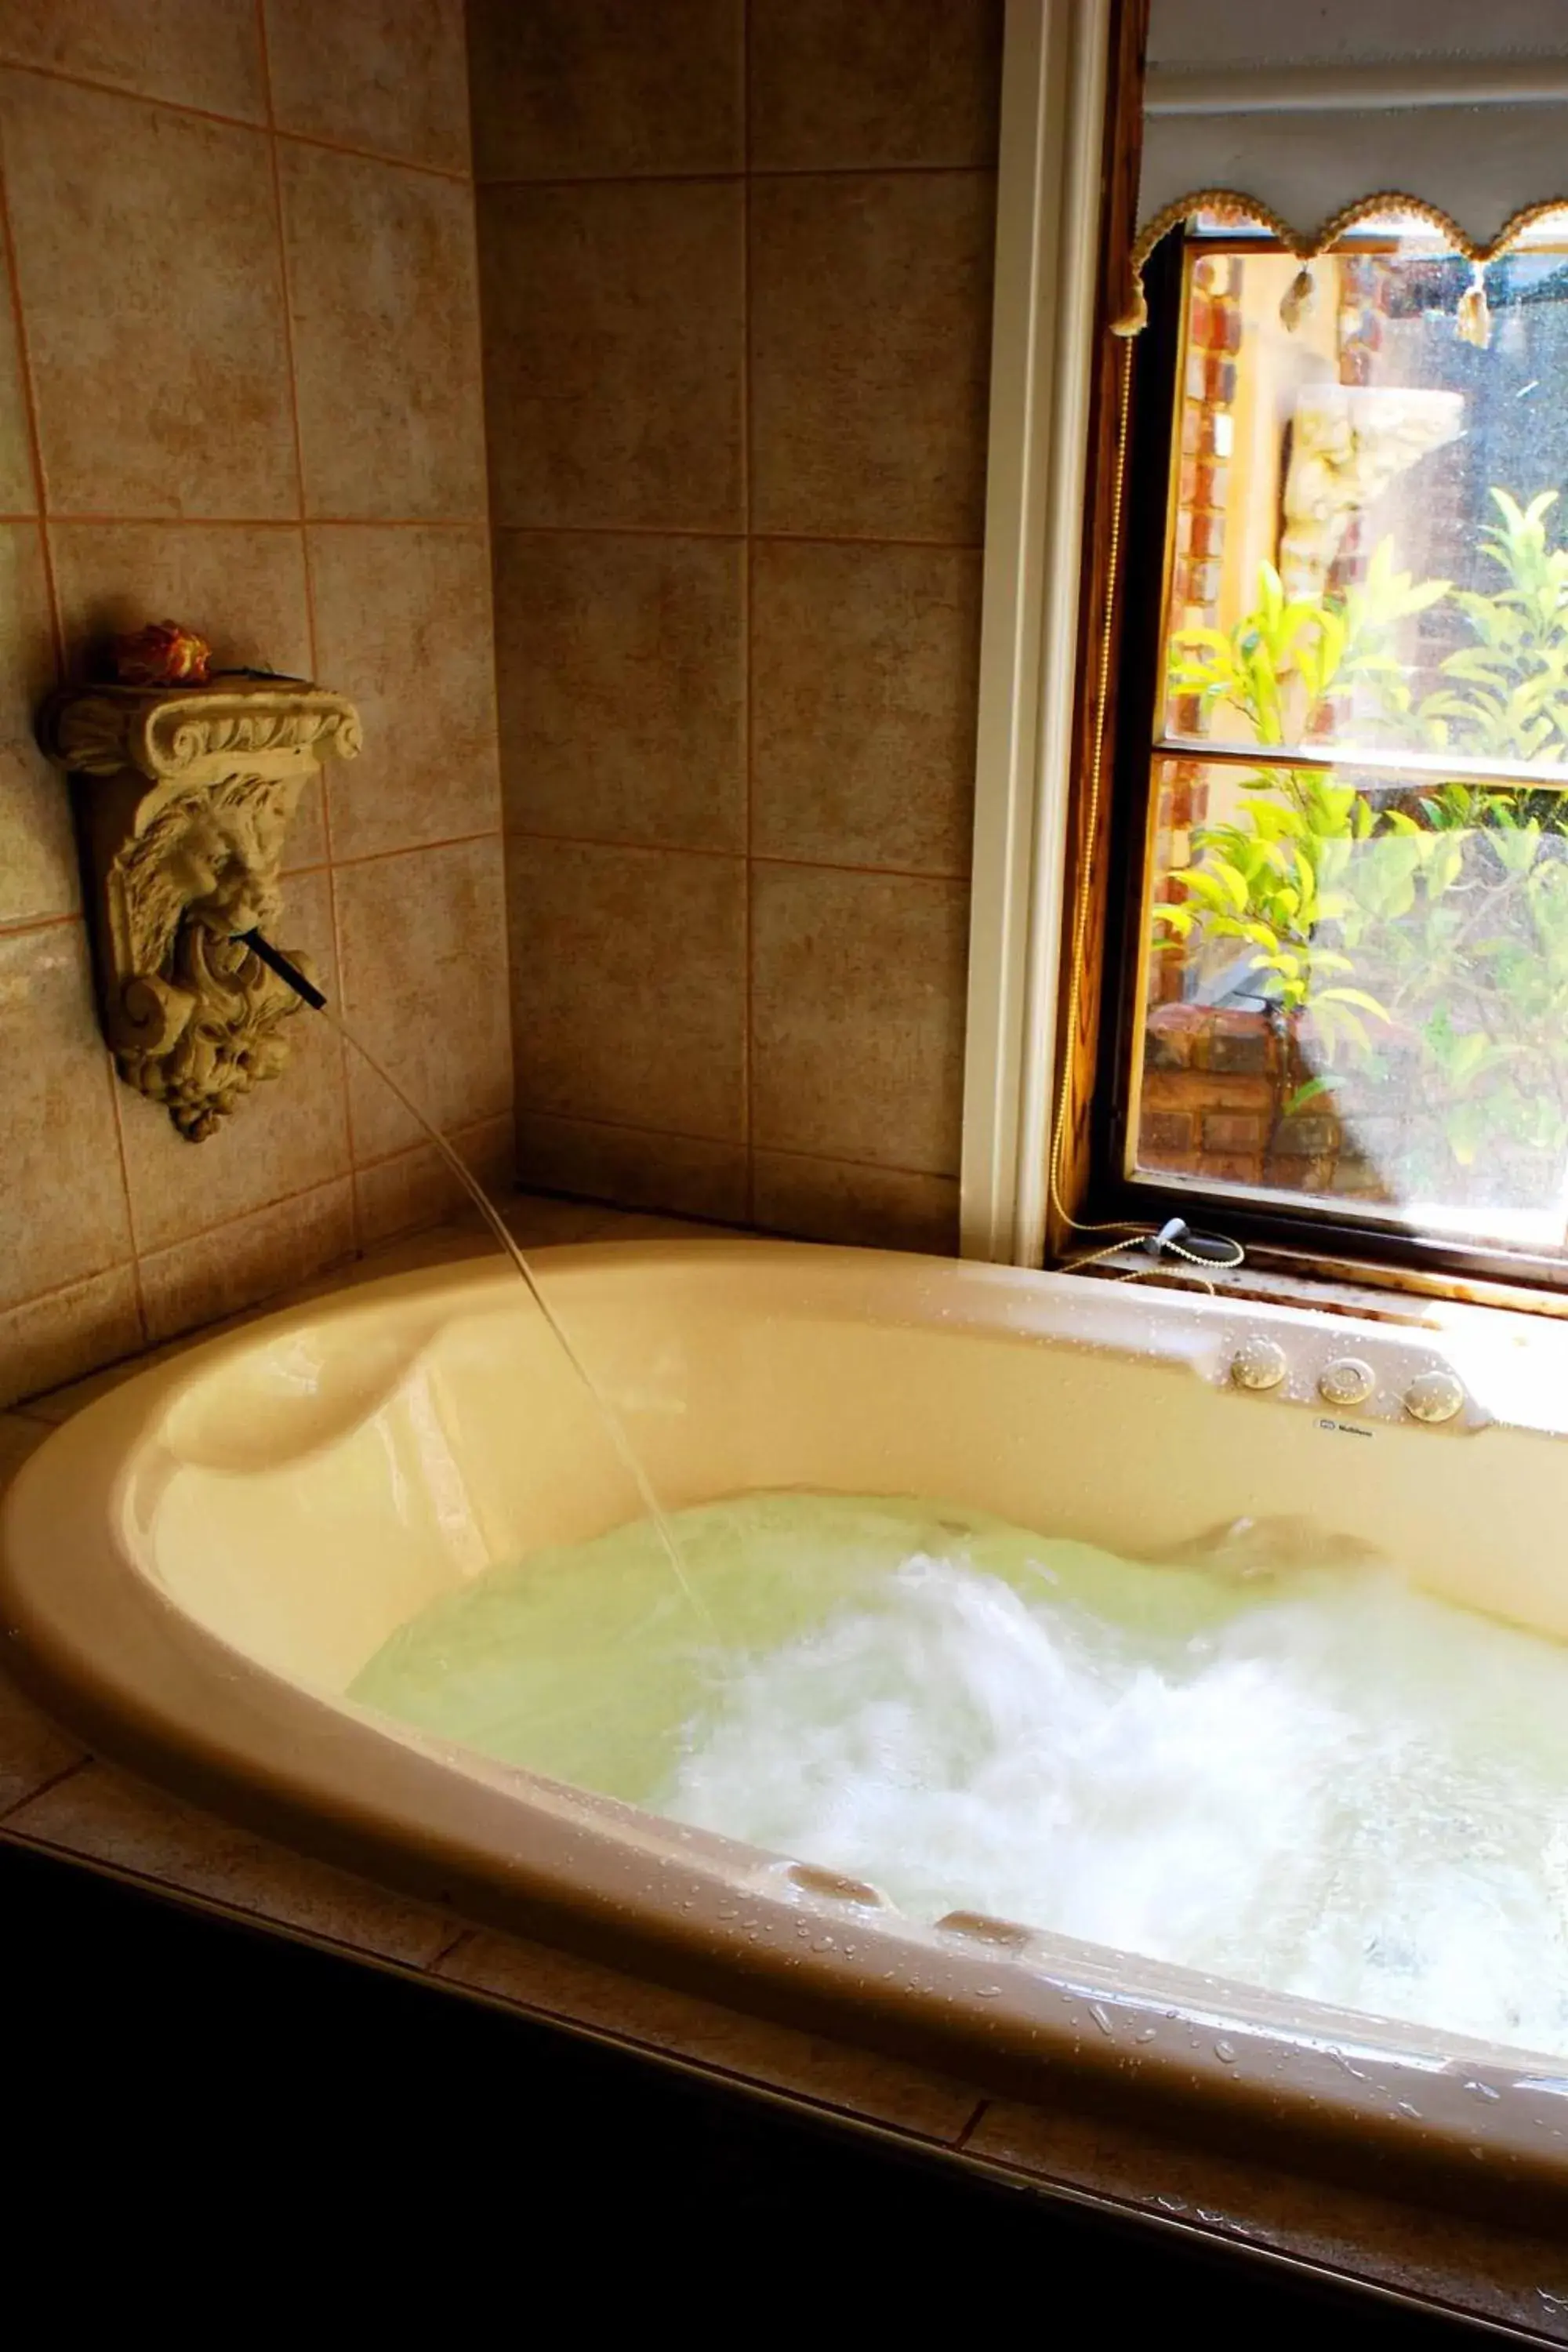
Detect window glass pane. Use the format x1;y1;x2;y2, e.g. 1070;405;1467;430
1130;227;1568;1255
1134;757;1568;1248
1162;238;1568;772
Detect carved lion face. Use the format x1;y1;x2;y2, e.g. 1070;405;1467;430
169;805;283;938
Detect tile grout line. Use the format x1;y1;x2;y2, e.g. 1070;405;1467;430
505;826;967;886
0;107;63;673
0;909;84;942
518;1103;957;1185
476;162;996;191
460;44;521;1181
739;0;755;1226
0;1755;88;1824
27;514;978;552
43;513;489;531
492;520;984;554
423;1924;474;1972
1;1255;141;1332
0;56;475;186
256;0;361;1256
140;1167;357;1281
952;2096;991;2151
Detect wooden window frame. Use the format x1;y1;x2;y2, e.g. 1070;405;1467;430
1084;235;1568;1305
964;2;1568;1312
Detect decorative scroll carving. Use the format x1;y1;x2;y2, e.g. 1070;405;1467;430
1279;384;1465;601
40;683;362;1141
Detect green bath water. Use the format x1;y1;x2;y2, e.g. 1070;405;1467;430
350;1490;1568;2056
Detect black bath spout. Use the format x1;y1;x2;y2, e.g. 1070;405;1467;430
235;927;327;1011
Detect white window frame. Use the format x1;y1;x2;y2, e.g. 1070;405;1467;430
960;0;1116;1266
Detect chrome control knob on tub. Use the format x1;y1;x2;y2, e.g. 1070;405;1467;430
1231;1338;1287;1392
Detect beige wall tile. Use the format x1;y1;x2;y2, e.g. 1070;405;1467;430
116;871;350;1254
0;1;267;122
516;1111;748;1222
354;1189;613;1267
751;864;967;1171
0;237;35;512
0;77;296;517
0;1666;83;1814
750;0;1003;171
281;144;485;520
0;1265;140;1409
7;1763;454;1963
494;529;744;852
752;539;980;876
280;777;328;873
264;0;470;173
750;172;994;542
437;1929;979;2142
503;1193;627;1247
753;1151;958;1254
0;923;133;1312
479;182;743;531
10;1330;154;1421
309;524;500;860
336;836;512;1161
50;520;313;681
354;1111;515;1245
508;837;745;1138
467;0;742;181
139;1174;354;1343
0;524;72;927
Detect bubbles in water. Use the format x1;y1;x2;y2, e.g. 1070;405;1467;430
354;1488;1568;2060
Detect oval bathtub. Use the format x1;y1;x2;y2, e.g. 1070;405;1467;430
5;1237;1568;2223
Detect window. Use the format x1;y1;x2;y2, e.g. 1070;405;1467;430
1106;219;1568;1281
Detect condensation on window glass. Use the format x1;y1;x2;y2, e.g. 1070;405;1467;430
1131;225;1568;1251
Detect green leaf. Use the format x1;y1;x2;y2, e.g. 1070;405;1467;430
1316;986;1392;1022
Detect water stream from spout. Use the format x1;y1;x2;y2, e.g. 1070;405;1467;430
326;1008;709;1625
237;931;710;1624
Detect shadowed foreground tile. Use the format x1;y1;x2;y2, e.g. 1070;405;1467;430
967;2099;1566;2336
435;1928;981;2142
6;1765;455;1965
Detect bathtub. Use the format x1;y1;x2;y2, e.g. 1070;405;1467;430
4;1237;1567;2225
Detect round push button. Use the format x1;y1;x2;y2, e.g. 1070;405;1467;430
1231;1338;1287;1392
1403;1369;1465;1425
1319;1358;1375;1409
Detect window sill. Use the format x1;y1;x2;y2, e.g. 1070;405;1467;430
1067;1241;1568;1348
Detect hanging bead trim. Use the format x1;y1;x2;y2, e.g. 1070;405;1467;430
1113;191;1568;339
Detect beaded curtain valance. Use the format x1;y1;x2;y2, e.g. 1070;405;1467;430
1116;2;1568;341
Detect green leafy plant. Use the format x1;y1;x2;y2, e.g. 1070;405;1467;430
1419;490;1568;771
1152;496;1568;1203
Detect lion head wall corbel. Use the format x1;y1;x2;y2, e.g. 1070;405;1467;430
39;678;362;1141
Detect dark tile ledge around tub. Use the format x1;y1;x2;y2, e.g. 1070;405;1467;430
0;1196;1563;2339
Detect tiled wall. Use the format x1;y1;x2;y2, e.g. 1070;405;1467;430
0;1;511;1406
471;0;1001;1252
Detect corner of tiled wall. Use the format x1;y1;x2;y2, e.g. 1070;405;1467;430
0;0;513;1406
471;0;1003;1254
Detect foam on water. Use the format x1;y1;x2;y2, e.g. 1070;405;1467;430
350;1492;1568;2057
